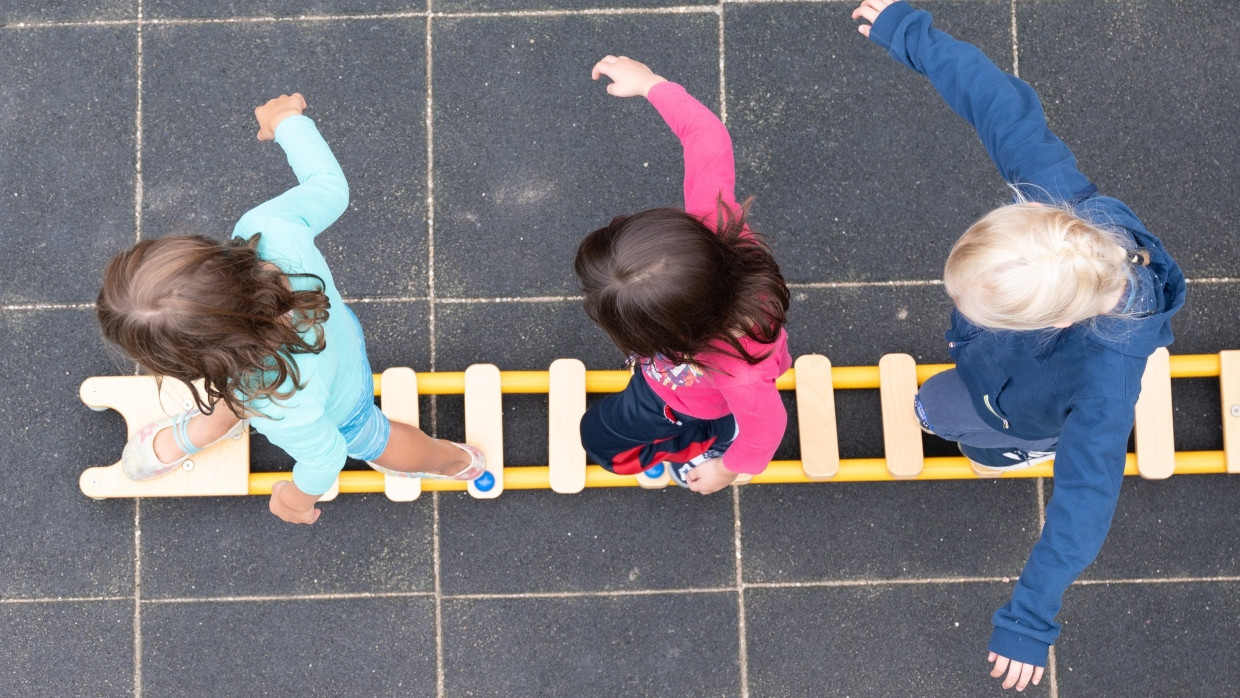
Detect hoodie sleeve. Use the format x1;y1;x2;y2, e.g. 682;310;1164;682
233;115;350;241
867;2;1096;203
646;81;739;222
988;396;1133;666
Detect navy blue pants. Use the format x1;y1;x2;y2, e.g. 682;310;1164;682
915;369;1058;451
580;373;736;475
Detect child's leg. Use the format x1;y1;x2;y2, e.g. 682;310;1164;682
151;406;242;463
916;369;1058;458
369;422;472;477
581;373;732;475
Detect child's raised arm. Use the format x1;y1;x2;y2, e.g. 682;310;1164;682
234;93;350;240
592;56;738;221
854;0;1095;204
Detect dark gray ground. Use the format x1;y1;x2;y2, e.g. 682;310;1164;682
2;1;1238;696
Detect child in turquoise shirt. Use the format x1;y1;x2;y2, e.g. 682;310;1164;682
98;94;485;523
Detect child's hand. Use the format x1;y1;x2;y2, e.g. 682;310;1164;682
988;652;1044;692
591;55;667;98
686;457;739;495
255;93;308;141
269;480;322;524
852;0;898;37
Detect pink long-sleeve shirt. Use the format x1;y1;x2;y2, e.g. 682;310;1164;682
640;81;791;475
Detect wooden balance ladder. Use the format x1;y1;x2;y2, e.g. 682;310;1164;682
78;349;1240;500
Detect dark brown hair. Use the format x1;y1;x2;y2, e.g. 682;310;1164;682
574;200;788;371
96;234;331;417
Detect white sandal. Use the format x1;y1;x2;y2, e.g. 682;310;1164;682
368;441;487;481
121;410;247;481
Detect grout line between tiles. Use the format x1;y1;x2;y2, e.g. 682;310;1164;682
732;485;749;698
132;7;145;696
143;590;437;604
133;498;143;698
8;275;1240;315
433;491;446;698
12;573;1239;607
133;2;144;245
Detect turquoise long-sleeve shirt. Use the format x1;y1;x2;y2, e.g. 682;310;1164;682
231;115;365;496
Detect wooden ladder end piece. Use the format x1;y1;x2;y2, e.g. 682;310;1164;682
1134;347;1175;479
465;364;505;499
794;354;840;480
878;353;924;479
379;367;422;501
1220;350;1240;474
548;359;588;494
79;375;251;498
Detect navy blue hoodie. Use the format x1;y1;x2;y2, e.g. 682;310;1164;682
868;2;1187;667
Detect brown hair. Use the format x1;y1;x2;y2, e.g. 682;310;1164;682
96;234;331;417
574;200;788;371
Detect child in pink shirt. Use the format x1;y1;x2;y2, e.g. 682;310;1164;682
575;56;792;494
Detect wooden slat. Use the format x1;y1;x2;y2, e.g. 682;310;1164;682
379;367;422;502
794;354;839;479
548;359;587;494
878;353;924;479
466;364;504;499
78;376;250;498
636;464;671;489
1134;347;1175;479
1221;350;1240;474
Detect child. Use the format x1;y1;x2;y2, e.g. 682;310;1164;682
97;93;485;524
576;56;792;494
853;0;1185;691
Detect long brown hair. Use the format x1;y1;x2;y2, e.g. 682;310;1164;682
97;234;331;416
574;199;788;371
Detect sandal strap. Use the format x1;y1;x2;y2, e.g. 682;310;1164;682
171;410;203;456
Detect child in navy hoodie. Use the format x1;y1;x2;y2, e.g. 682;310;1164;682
854;0;1186;691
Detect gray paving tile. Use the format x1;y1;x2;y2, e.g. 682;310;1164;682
1076;474;1240;580
725;2;1014;285
443;593;740;697
351;300;433;371
439;488;735;594
432;13;720;297
0;26;135;305
741;480;1040;583
1167;282;1240;354
746;584;1018;697
146;0;423;19
0;601;133;698
437;0;707;13
140;493;434;598
142;597;437;696
0;309;135;598
1057;582;1240;698
434;301;623;463
785;284;954;365
0;1;134;23
1018;0;1240;280
141;19;429;299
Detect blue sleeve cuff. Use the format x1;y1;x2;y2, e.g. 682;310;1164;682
988;626;1050;667
868;0;917;51
273;113;315;143
291;463;340;498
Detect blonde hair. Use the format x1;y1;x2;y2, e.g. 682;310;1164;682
944;203;1131;331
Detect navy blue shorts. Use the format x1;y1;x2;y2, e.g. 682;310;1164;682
580;373;737;475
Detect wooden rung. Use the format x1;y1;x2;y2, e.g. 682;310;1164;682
379;368;422;502
78;376;250;498
465;363;504;499
548;359;587;494
1221;350;1240;474
734;472;754;485
636;464;671;489
794;354;839;479
879;353;924;479
1134;347;1175;479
